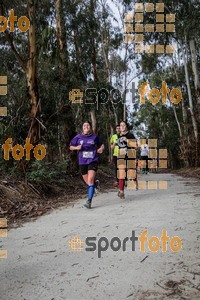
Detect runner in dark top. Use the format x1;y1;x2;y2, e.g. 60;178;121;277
117;121;136;198
69;121;104;208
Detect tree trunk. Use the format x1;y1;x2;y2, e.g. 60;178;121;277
172;56;190;166
57;123;62;160
100;31;110;83
189;38;200;119
172;106;182;137
106;122;111;162
180;42;198;140
26;0;40;145
123;45;128;121
99;1;119;128
99;0;111;83
109;124;114;162
1;1;40;145
55;0;76;160
90;0;98;82
90;109;97;133
73;31;87;82
172;57;187;125
55;0;68;79
110;102;118;125
180;41;199;166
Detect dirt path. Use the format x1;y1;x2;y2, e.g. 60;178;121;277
0;173;200;300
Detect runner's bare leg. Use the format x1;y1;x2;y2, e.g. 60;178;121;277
87;170;96;185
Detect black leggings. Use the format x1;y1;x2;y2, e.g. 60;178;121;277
113;156;118;181
141;156;149;172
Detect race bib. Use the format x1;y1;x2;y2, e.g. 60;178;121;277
83;151;94;158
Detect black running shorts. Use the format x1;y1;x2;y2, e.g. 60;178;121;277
79;161;98;175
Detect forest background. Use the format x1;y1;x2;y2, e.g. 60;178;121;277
0;1;200;218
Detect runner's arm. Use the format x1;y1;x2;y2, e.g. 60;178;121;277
110;142;117;149
110;136;116;149
69;145;82;150
127;133;137;148
95;135;104;153
97;144;104;154
69;135;81;150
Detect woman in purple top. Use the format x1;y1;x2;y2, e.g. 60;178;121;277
69;121;104;208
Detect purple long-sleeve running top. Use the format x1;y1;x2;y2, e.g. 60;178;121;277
70;133;103;165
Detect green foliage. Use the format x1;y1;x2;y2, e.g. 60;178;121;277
27;160;69;187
